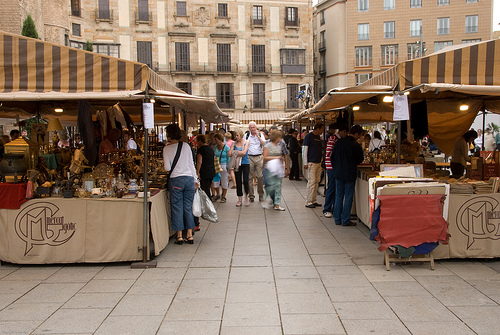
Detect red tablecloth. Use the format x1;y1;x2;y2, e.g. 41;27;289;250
0;183;28;209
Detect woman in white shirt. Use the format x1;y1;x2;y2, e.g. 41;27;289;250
369;131;385;152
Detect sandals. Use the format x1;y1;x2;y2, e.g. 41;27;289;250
212;195;220;202
220;197;227;203
236;199;242;207
185;235;194;244
175;236;184;245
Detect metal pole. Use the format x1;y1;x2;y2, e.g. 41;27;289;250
482;110;485;151
397;121;401;164
420;24;423;58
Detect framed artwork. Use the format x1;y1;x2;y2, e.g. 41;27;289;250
31;123;48;146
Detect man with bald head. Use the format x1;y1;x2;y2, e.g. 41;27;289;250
245;121;266;202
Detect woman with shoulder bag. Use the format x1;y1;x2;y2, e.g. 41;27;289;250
228;128;250;207
213;133;230;203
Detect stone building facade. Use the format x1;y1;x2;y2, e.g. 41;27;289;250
314;0;493;101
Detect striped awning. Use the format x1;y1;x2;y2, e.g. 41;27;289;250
229;112;296;124
0;30;227;123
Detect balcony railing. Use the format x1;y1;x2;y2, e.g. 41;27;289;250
95;9;113;22
318;63;327;74
250;16;267;28
251;99;269;109
281;64;306;74
218;100;235;109
319;87;327;98
248;64;272;75
169;62;238;73
285;18;300;27
318;41;326;52
135;11;152;25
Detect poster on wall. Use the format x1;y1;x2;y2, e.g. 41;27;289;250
393;95;410;121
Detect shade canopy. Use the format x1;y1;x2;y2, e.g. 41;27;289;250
0;30;227;124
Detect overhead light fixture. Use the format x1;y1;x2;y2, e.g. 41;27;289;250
382;95;393;103
404;91;410;95
150;97;156;103
54;108;63;113
352;106;360;111
460;104;469;111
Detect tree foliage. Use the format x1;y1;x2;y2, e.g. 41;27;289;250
21;15;38;39
85;41;93;52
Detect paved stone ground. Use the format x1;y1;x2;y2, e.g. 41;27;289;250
1;178;500;334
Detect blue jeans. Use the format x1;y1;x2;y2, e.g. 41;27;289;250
168;176;196;232
323;169;336;214
333;179;355;225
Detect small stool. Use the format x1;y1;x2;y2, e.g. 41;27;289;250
383;247;435;271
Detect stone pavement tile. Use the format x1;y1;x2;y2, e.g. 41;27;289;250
414;275;495;307
79;279;135;293
158;320;221;335
155;260;191;268
2;266;62;281
94;315;163;335
32;308;111;334
0;302;61;321
93;266;144;280
311;254;355;266
449;306;500;335
63;292;125;309
176;278;228;299
384;296;458;322
317;265;364;276
0;293;21;310
279;293;336;314
272;257;315;266
274;266;319;279
468;279;500;297
270;243;310;257
321;275;372;288
235;236;269;247
372;281;433;297
334;301;398;320
0;267;19;280
326;286;383;302
136;267;186;281
226;282;277;303
359;265;415;282
222;302;280;327
165;298;224;321
233;244;270;256
0;320;41;335
442;261;498;280
404;321;476;335
281;313;345;334
231;255;272;267
189;256;232;267
110;294;174;316
16;282;86;303
220;326;283;335
0;280;40;294
342;319;411;335
184;267;230;280
304;242;346;255
128;277;182;295
229;266;274;282
44;265;103;283
275;278;327;295
401;263;454;276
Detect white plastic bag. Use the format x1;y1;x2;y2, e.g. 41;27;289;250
192;188;202;217
266;159;285;178
199;188;219;222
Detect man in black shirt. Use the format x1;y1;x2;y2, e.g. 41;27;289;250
331;125;364;226
303;123;325;208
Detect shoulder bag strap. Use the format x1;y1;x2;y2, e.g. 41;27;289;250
167;142;184;184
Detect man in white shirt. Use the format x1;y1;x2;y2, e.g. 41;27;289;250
246;121;266;202
123;131;138;151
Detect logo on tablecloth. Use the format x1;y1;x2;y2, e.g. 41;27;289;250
14;202;76;255
456;196;500;249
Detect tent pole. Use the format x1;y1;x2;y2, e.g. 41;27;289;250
397;121;401;164
131;88;157;269
482;110;485;151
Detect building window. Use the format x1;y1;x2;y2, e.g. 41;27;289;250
319;77;327;97
218;3;228;17
94;43;120;58
358;0;369;12
384;21;395;38
355;46;372;67
358;23;369;40
71;0;81;16
177;1;187;16
253;83;265;109
319;31;326;50
69;40;86;49
407;42;426;59
98;0;110;19
252;44;265;73
466;0;478;3
355;73;372;85
287;84;299;109
216;83;234;109
175;42;190;71
437;17;450;35
176;82;192;94
138;0;149;21
285;7;298;26
410;20;422;37
71;23;81;36
410;0;422;8
280;49;306;74
217;44;231;72
462;38;481;43
438;0;449;5
381;45;398;66
465;15;478;33
384;0;395;10
434;41;453;52
137;41;152;68
320;10;325;25
253;5;263;25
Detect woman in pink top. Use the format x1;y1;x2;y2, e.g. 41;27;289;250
225;132;237;188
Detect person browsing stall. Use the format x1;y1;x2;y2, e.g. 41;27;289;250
245;121;266;202
303;123;325;208
450;130;478;178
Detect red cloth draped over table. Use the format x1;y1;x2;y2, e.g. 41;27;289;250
0;183;28;209
375;194;450;251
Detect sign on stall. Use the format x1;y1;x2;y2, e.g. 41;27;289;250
143;103;155;129
393;94;409;121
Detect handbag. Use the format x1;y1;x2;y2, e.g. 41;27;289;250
214;149;223;174
192;188;202;217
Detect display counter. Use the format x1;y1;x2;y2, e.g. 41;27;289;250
0;190;170;264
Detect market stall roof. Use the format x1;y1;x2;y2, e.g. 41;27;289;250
0;30;227;123
229;112;296;125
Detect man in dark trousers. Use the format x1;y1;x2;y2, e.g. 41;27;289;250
331;125;364;226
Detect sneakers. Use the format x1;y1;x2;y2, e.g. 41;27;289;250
342;221;357;226
274;205;286;211
312;202;322;207
305;204;316;208
261;199;273;209
323;212;333;218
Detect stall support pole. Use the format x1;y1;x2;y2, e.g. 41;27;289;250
131;95;157;269
397;121;401;164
